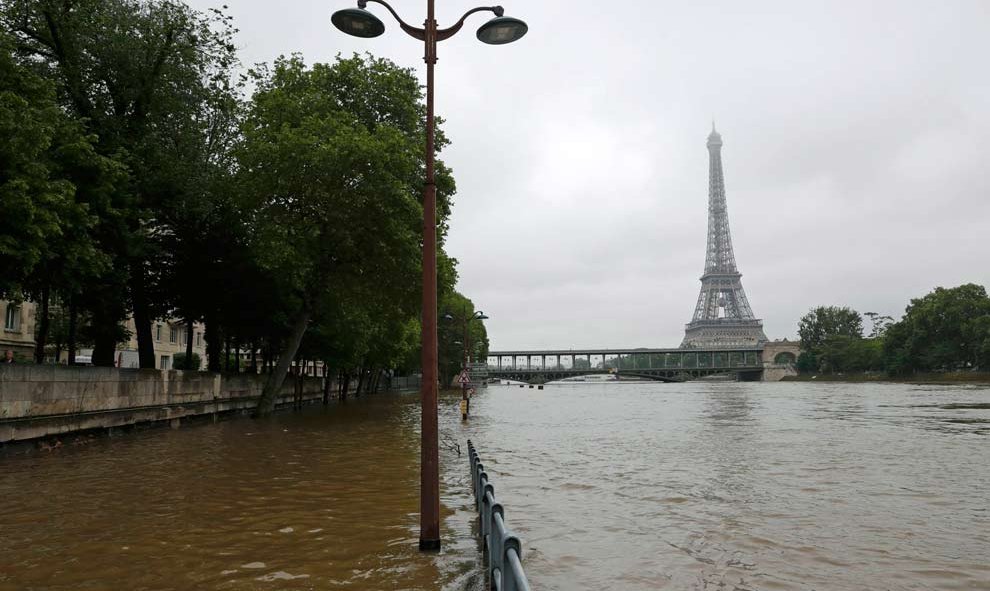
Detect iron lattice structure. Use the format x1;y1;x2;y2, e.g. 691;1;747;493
681;125;768;349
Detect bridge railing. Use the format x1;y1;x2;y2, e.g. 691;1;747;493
468;440;532;591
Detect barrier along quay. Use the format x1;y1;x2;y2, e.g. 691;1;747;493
468;440;532;591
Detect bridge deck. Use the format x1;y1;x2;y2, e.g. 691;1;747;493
488;347;762;357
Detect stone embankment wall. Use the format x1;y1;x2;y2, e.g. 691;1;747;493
0;366;325;443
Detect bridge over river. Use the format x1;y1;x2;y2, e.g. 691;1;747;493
484;342;800;383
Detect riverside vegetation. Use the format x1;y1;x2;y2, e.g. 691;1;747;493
0;0;486;414
795;283;990;379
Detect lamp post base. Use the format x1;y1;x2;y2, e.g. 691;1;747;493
418;538;442;551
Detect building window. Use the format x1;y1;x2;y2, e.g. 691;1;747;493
195;332;202;347
160;355;171;370
4;304;20;331
155;324;162;342
169;326;177;344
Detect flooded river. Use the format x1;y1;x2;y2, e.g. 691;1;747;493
2;382;988;590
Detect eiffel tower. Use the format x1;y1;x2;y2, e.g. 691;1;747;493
681;124;768;349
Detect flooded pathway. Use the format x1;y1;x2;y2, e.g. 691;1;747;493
2;382;989;590
0;392;479;590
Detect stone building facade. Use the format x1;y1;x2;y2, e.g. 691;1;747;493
1;300;38;360
1;299;206;369
117;319;209;369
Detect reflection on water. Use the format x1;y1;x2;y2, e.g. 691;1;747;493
2;382;989;591
465;381;990;591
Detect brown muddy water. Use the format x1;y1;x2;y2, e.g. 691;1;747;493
2;382;989;590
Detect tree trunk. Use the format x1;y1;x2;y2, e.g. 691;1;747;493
91;301;118;367
184;317;194;369
355;366;366;397
255;308;310;417
294;372;303;409
67;296;77;365
205;316;222;373
250;341;258;374
340;371;350;400
92;332;117;367
322;366;332;404
131;264;156;369
34;283;51;364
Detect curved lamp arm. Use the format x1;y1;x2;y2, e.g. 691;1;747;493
437;6;504;40
358;0;504;42
359;0;425;40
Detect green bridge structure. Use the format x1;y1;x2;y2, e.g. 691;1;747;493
484;342;800;384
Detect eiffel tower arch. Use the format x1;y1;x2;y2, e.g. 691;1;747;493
681;125;768;349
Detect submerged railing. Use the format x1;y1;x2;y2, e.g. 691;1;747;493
468;440;532;591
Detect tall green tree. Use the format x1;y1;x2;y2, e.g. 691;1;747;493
0;35;70;296
884;284;990;373
238;55;456;415
0;32;119;363
798;306;863;352
5;0;240;366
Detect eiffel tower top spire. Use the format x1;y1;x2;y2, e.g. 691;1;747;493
709;120;720;141
682;125;766;348
703;121;736;275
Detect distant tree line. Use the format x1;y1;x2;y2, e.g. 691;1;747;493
797;284;990;375
0;0;486;413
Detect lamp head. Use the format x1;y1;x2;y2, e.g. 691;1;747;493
331;6;385;38
477;15;528;45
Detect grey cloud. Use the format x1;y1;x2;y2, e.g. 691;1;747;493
195;0;990;349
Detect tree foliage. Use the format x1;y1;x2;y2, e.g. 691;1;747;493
1;5;487;411
798;306;863;352
883;284;990;374
237;54;457;414
3;0;240;366
794;286;990;375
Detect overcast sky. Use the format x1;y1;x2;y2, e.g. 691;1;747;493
190;0;990;350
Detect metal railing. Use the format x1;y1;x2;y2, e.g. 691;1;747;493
468;440;532;591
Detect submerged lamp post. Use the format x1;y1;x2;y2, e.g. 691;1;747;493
332;0;526;552
444;308;489;369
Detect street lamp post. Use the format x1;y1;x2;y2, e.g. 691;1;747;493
448;305;489;370
332;0;526;552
